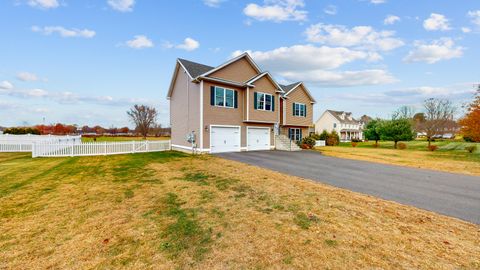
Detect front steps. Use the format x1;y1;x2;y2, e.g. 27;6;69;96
275;135;301;151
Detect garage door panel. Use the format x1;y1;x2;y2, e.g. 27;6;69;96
211;126;241;153
247;127;270;151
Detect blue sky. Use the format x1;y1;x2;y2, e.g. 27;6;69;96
0;0;479;128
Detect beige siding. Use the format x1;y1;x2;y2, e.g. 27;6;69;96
284;85;313;127
208;57;258;83
170;66;200;148
202;81;274;149
248;76;280;123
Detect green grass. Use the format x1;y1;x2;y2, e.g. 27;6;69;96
81;136;170;142
338;140;480;162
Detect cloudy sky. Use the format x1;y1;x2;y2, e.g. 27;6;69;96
0;0;478;127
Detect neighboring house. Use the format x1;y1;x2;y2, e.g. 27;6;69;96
315;110;364;141
167;53;315;153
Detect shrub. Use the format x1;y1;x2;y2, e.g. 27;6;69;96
310;133;321;140
397;142;407;150
319;130;329;140
427;145;438;151
351;142;358;147
465;145;477;153
351;138;362;143
326;130;340;146
4;127;40;135
301;136;316;149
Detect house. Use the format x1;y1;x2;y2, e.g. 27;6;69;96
315;110;364;142
167;53;315;153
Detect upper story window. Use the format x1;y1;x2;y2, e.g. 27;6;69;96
293;103;306;117
212;86;237;108
254;92;274;111
333;123;337;128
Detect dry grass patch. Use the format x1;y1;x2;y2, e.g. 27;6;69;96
0;152;479;269
317;146;480;176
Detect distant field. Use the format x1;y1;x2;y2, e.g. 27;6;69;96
317;140;480;176
81;136;170;142
0;152;479;269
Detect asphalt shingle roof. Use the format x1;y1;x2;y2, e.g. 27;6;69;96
327;110;361;124
178;58;214;78
279;82;300;93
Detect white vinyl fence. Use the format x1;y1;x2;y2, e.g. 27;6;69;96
0;134;81;153
315;140;326;147
32;140;171;158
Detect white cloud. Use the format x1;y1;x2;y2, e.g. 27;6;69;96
27;0;59;9
323;5;337;15
370;0;386;4
175;38;200;51
404;38;464;64
462;27;471;33
16;72;39;82
163;37;200;51
305;24;404;51
32;26;96;38
384;15;400;25
243;0;307;22
203;0;225;8
125;35;154;49
232;44;396;86
107;0;135;12
280;69;396;87
423;13;451;31
0;81;14;90
468;10;480;26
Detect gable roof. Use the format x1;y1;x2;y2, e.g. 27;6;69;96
326;110;361;124
178;58;214;79
281;82;316;104
247;72;284;93
198;52;262;80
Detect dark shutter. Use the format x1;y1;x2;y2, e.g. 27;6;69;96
271;96;275;111
253;92;258;110
288;128;292;140
234;91;238;108
300;129;303;140
292;103;295;116
210;86;215;106
304;105;307;117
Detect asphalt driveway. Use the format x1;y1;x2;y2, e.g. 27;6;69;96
217;150;480;224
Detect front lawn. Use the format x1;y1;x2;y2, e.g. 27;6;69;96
316;140;480;176
0;152;479;269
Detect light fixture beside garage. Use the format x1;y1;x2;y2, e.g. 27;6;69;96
205;126;209;132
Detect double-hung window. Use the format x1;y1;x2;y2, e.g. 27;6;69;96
293;103;306;117
254;92;274;111
214;86;235;108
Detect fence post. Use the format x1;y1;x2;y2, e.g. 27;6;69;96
32;142;36;158
146;141;149;152
104;142;107;155
71;141;74;157
132;141;135;154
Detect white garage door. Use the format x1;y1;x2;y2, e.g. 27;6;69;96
247;127;270;151
210;126;241;153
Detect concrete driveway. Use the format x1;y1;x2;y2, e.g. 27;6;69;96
217;150;480;224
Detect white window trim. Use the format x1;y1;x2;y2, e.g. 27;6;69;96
214;86;235;109
289;128;302;141
256;92;274;111
293;102;306;117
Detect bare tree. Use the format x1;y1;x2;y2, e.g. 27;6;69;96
418;98;456;146
392;106;415;120
127;105;158;139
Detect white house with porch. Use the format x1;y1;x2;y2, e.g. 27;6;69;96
315;110;364;142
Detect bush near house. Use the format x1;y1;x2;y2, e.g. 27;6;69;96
300;136;316;149
4;127;41;135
